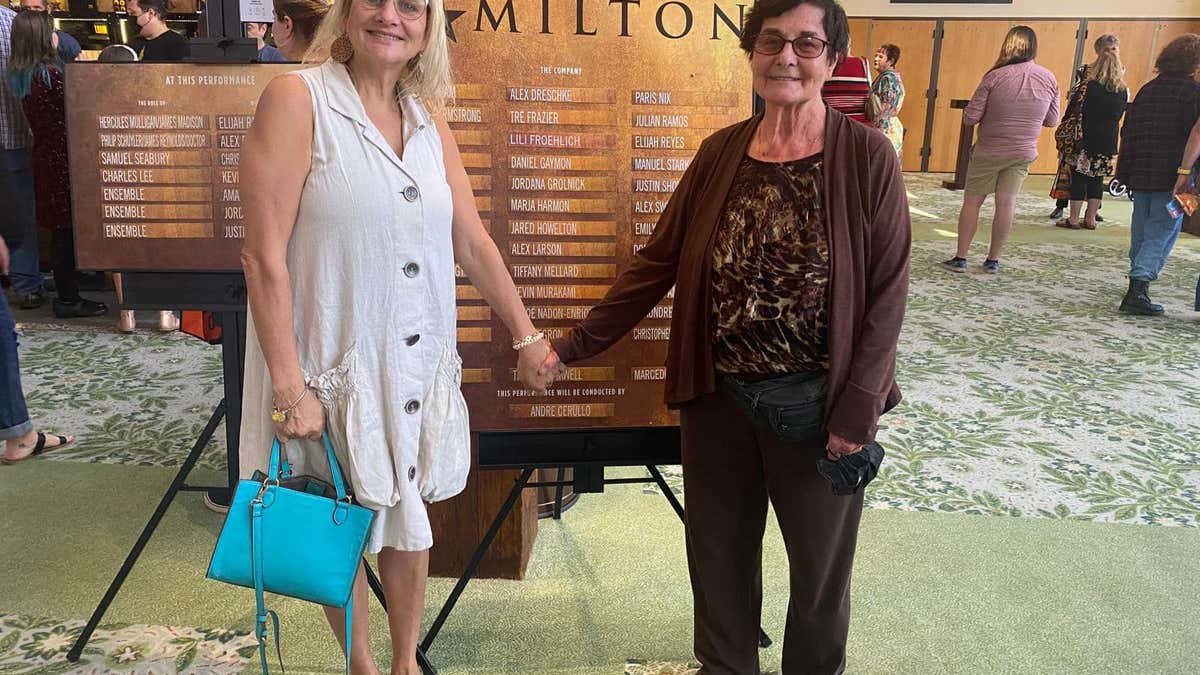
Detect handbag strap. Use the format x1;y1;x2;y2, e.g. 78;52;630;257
251;499;285;674
267;433;350;502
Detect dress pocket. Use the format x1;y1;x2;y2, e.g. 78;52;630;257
307;345;398;509
416;345;471;503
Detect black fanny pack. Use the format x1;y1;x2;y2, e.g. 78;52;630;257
715;367;830;441
719;371;885;496
719;371;828;444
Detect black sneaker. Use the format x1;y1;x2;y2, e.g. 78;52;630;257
1095;214;1105;223
52;298;109;318
941;257;967;273
1049;207;1065;220
982;259;1001;274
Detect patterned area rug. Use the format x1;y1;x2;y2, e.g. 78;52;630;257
15;240;1200;529
16;331;228;471
0;614;254;674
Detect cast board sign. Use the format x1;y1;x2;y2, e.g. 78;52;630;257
67;63;296;272
67;0;752;431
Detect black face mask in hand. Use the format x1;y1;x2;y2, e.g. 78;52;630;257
815;441;885;496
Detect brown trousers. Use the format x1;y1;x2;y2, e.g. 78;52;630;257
680;389;864;675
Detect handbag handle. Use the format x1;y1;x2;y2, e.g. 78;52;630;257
266;432;350;503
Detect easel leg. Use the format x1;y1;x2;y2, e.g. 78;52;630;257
645;465;773;649
66;401;227;662
420;468;535;654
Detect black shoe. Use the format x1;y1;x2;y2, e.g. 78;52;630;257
1049;207;1065;220
52;298;109;318
1095;214;1104;223
1119;279;1164;316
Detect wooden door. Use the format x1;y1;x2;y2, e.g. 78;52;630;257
849;18;871;62
1154;20;1200;82
1086;20;1159;98
927;20;1013;172
868;20;937;171
1026;21;1082;174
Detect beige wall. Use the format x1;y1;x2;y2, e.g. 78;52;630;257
844;0;1197;20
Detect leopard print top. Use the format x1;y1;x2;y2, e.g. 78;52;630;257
711;154;830;375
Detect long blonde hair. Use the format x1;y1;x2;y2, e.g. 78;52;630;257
991;25;1037;71
1088;51;1126;93
305;0;454;114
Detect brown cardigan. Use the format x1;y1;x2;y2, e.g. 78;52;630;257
553;109;910;444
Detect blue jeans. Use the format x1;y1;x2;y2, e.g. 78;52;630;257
1128;191;1184;282
0;295;32;440
1;148;42;294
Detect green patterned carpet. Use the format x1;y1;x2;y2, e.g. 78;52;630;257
4;174;1200;673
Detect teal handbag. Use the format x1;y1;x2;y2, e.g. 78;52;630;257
207;433;375;674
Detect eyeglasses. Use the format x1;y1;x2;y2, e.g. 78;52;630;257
753;34;829;59
361;0;427;20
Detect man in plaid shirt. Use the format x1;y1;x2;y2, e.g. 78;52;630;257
1115;34;1200;316
0;4;45;308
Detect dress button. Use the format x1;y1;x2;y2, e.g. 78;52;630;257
403;185;419;202
405;334;420;346
405;399;420;414
408;466;416;481
404;262;420;278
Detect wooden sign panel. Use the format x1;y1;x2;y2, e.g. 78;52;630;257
67;0;752;431
68;63;297;272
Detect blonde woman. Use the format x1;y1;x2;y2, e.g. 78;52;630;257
1057;51;1128;229
238;0;557;672
943;25;1059;274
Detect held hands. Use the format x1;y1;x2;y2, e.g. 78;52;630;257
273;386;326;442
516;338;558;393
826;433;863;461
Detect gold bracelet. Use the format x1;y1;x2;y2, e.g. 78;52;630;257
1179;167;1194;175
271;387;310;423
512;331;546;351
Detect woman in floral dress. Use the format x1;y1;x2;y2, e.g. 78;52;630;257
871;43;905;157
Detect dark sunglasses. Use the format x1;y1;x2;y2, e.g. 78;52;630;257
753;33;829;59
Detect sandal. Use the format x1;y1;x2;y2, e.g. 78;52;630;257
1055;219;1081;229
2;432;74;465
1080;221;1097;230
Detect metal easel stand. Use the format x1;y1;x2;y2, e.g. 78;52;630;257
418;464;772;662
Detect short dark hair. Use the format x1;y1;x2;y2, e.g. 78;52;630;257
1154;33;1200;78
739;0;850;66
98;44;138;62
878;43;900;66
137;0;169;19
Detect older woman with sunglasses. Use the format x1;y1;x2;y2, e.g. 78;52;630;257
542;0;910;671
238;0;556;672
